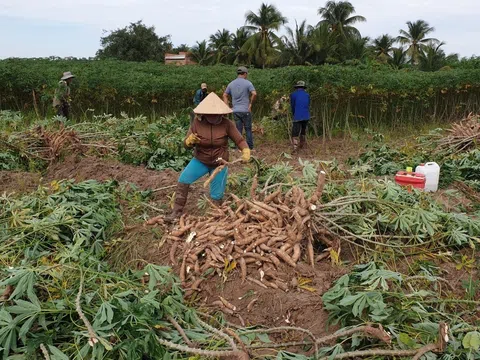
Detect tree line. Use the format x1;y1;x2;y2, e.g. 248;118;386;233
95;1;479;72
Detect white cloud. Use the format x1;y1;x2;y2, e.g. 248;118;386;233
0;0;479;56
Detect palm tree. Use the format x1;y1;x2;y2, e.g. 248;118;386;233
389;47;407;69
172;44;190;53
343;36;370;63
232;28;251;64
317;1;366;38
397;20;439;64
282;20;313;65
209;29;233;64
418;41;450;71
240;3;288;68
190;40;212;65
309;23;335;64
372;34;395;63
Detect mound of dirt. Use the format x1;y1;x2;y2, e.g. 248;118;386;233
201;262;346;337
0;171;42;194
128;229;345;339
46;155;178;195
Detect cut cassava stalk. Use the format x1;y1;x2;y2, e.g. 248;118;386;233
40;344;51;360
250;175;258;200
310;170;326;204
204;165;226;188
204;158;243;189
167;315;194;347
307;238;315;268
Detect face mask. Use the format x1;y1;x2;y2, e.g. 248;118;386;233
205;115;223;125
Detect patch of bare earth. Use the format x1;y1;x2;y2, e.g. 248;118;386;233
134;233;346;339
0;171;42;194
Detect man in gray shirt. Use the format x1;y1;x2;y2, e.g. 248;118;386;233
223;66;257;150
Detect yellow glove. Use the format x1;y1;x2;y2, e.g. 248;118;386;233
241;148;251;163
185;133;201;147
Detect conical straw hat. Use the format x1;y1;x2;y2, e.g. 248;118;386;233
194;92;233;115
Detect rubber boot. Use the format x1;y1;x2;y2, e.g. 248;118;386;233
291;137;299;154
211;199;223;207
164;183;190;223
299;135;306;149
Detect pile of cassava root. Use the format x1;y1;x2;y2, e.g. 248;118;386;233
147;171;332;297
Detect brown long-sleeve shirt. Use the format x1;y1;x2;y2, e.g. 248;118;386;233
185;117;248;167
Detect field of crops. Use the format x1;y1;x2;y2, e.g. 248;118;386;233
1;106;480;359
2;59;480;132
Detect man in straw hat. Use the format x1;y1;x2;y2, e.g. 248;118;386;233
223;66;257;150
165;92;251;222
290;81;310;153
53;71;75;119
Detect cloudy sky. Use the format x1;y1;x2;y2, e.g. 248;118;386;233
0;0;479;59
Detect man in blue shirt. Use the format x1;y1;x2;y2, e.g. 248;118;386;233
191;83;208;124
223;67;257;150
194;83;208;106
290;81;310;153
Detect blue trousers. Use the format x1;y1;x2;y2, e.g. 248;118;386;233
178;158;228;200
234;112;254;149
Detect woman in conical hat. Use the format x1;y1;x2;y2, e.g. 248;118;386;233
165;93;251;222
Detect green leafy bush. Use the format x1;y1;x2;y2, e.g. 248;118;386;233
2;59;480;130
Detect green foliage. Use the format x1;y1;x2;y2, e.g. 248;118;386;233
2;59;480;130
397;20;439;64
348;130;415;176
0;110;24;131
0;180;121;260
96;20;172;62
322;263;403;325
418;42;456;72
441;149;480;187
2;113;192;172
322;262;480;359
240;3;288;68
0;180;229;359
0;151;24;171
107;114;191;171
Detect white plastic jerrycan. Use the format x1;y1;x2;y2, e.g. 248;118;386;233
415;162;440;192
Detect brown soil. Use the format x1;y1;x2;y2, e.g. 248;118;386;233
130;229;347;341
0;171;42;194
256;137;362;165
46;155;177;193
200;262;346;336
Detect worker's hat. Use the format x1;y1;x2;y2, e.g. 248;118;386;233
193;93;233;115
61;71;75;80
237;66;249;74
294;81;306;88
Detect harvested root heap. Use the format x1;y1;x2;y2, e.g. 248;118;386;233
149;172;331;293
434;113;480;154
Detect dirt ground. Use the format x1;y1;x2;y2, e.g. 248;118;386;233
0;170;42;194
118;221;347;342
1;136;478;346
